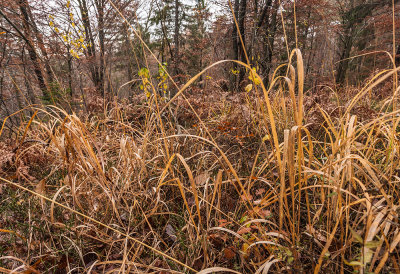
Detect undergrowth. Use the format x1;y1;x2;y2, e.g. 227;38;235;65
1;49;400;273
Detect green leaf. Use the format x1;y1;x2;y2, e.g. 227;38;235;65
365;240;380;249
328;191;337;198
364;249;373;264
349;227;363;243
346;260;363;267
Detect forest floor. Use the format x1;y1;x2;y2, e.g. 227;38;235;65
0;73;400;273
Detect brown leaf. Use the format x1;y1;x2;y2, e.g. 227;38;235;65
241;194;253;201
195;172;209;185
237;227;251;235
35;180;45;206
255;188;265;195
165;224;177;242
35;180;45;195
218;219;232;228
306;224;327;243
208;233;228;248
259;209;272;218
223;247;236;260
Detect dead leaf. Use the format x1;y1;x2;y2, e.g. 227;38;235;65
255;188;265;195
241;194;253;201
35;180;46;207
165;224;177;242
349;226;363;243
195;172;209;185
208;233;228;248
242;243;250;257
258;209;272;218
63;175;70;187
237;227;251;235
218;219;232;228
306;224;327;242
224;247;236;260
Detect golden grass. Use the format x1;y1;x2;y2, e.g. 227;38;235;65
1;2;400;271
0;50;399;273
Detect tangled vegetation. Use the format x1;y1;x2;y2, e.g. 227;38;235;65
1;49;400;273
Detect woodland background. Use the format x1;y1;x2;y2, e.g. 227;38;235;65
0;0;398;115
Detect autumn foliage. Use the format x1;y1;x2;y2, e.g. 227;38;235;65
1;0;400;273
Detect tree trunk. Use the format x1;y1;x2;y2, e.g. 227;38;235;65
335;0;397;84
231;0;240;91
124;25;134;88
336;23;355;84
262;0;279;87
238;0;247;83
257;0;272;29
232;0;240;62
67;56;73;97
78;0;101;94
94;0;105;97
21;50;36;105
17;0;50;101
25;1;54;85
174;0;180;76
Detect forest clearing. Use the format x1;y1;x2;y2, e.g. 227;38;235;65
1;0;400;273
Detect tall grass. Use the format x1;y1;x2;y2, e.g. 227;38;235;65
1;51;400;273
1;5;400;274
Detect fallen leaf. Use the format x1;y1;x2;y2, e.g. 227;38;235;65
165;224;177;242
241;194;253;201
208;233;227;248
306;224;327;242
224;247;236;260
218;219;231;228
242;242;250;256
258;209;272;218
195;172;209;185
35;180;45;206
255;188;265;195
237;227;251;235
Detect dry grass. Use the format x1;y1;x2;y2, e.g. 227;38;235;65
1;4;400;271
0;49;400;273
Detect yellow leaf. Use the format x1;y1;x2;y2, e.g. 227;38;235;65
343;259;363;267
245;84;253;92
248;67;261;85
262;134;271;142
242;243;249;255
365;240;380;248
